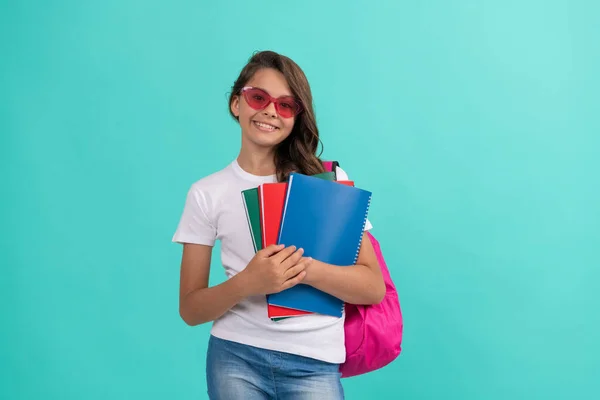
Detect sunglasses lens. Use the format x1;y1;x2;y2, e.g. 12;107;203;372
244;88;270;110
276;98;299;118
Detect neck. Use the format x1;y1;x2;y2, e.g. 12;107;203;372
237;140;277;176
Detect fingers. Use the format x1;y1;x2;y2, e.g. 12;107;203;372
271;245;299;263
281;247;304;268
259;243;285;257
280;270;307;291
283;261;308;280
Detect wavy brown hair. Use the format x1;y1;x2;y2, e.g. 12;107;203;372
228;51;325;182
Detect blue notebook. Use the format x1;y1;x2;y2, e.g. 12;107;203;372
266;172;372;318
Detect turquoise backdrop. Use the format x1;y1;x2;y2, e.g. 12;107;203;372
2;1;598;399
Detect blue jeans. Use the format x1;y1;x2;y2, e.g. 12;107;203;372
206;335;345;399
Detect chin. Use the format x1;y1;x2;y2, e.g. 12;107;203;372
248;134;287;149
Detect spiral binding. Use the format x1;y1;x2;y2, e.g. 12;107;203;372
352;193;372;265
339;193;371;316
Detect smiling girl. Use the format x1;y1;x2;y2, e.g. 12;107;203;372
172;50;385;399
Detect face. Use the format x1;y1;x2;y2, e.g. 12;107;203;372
231;68;299;150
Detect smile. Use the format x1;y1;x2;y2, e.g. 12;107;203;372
253;121;279;132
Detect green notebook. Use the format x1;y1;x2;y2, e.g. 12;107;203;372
241;172;334;252
241;170;336;321
241;187;263;252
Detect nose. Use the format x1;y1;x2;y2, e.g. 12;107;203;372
262;101;278;118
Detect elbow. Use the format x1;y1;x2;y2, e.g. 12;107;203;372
179;303;204;326
356;284;385;306
365;264;386;304
179;306;195;326
369;278;386;305
355;264;386;305
372;286;386;305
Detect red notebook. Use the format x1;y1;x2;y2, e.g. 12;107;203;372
259;183;312;319
259;180;355;319
259;183;287;250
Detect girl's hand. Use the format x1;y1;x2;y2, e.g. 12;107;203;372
238;244;312;297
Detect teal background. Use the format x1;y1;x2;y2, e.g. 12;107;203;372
2;1;598;399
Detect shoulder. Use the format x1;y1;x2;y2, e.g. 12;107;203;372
332;164;366;185
334;165;349;181
181;163;237;215
187;163;235;195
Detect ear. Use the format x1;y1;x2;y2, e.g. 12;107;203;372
230;95;240;117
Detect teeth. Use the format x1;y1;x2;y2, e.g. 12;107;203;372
255;121;278;131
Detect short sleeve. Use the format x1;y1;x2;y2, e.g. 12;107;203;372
335;166;373;231
172;184;217;246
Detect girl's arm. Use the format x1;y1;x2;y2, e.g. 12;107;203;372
303;233;386;305
179;243;309;325
178;243;249;326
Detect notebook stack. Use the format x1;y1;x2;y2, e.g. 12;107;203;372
241;172;372;320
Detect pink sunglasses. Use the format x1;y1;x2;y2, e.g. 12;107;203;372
241;86;303;118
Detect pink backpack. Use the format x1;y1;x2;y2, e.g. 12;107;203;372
322;161;403;378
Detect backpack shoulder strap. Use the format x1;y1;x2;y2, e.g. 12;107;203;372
322;160;339;176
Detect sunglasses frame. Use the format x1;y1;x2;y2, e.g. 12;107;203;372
240;86;303;118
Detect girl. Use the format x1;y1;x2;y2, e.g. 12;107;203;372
172;50;385;399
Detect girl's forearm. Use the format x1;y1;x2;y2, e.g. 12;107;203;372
179;273;249;326
304;260;385;305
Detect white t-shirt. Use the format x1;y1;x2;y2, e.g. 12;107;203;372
172;159;372;364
